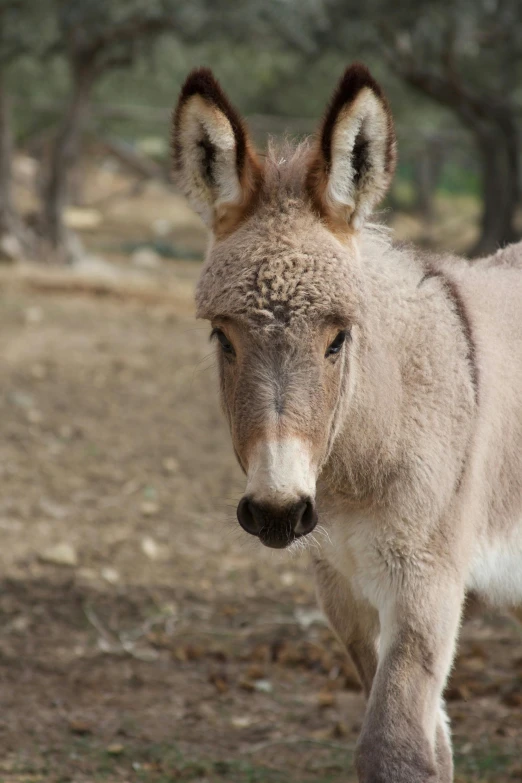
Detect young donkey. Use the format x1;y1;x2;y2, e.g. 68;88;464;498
172;64;522;782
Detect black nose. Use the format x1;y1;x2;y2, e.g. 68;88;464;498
236;496;318;549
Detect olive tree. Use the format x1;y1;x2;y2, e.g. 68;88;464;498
0;0;54;259
42;0;182;261
272;0;522;256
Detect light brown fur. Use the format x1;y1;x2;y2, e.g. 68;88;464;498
172;64;522;783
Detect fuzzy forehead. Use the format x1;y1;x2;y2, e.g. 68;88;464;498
195;194;362;328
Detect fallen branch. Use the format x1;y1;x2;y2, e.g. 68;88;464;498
94;134;168;181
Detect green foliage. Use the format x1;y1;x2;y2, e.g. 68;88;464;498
1;0;521;225
438;162;481;197
0;0;56;65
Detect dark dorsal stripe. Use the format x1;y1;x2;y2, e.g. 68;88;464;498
419;265;479;496
419;266;479;404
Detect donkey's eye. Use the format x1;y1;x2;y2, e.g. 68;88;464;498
325;330;347;358
211;328;235;357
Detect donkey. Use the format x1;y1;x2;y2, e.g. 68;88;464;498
172;64;522;783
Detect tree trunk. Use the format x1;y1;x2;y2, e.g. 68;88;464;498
412;137;444;224
0;69;31;261
390;65;520;259
0;72;14;233
413;154;435;221
42;70;93;263
470;120;519;257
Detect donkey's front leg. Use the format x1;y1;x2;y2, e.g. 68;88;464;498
314;558;379;697
355;576;464;783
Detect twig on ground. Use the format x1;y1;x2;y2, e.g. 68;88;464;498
83;603;160;662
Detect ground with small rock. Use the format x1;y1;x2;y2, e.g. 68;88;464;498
0;185;520;782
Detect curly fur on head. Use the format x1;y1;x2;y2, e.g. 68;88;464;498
195;138;364;329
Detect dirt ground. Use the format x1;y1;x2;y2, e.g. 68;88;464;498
0;174;521;783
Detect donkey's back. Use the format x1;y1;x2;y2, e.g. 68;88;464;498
451;241;522;607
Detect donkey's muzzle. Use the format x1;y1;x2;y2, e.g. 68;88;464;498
236;496;318;549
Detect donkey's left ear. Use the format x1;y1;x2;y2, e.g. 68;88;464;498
172;67;262;235
307;63;396;230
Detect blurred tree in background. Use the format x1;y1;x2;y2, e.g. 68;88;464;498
0;0;54;258
368;0;522;256
44;0;192;262
0;0;521;262
270;0;522;255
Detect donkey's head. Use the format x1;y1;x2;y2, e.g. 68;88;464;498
172;65;396;548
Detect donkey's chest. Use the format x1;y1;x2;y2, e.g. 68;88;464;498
321;511;522;610
467;529;522;606
321;512;435;610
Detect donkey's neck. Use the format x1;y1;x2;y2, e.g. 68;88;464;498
322;229;475;517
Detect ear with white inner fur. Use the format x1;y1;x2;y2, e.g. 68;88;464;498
172;68;262;235
307;63;396;230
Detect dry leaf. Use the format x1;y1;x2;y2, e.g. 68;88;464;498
317;691;336;708
106;743;124;755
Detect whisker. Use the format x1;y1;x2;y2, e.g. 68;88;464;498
315;525;332;546
191;352;216;375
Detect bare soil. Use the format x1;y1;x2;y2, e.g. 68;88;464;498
0;179;521;783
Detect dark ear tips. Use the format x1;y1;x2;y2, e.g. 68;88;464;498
306;62;397;227
171;67;262;234
178;67;225;105
320;62;395;172
173;67;248;176
336;63;387;103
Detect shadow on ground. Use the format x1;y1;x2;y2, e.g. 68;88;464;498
0;262;520;782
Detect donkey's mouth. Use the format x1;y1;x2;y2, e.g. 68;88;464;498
237;496;318;548
258;528;298;549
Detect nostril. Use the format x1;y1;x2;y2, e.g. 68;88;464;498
294;498;318;536
237;496;317;544
237;496;263;536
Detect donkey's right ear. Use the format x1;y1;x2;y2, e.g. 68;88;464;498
172;68;262;235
